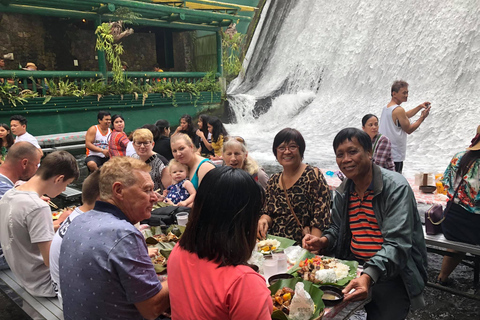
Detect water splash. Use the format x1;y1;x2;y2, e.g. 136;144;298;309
226;0;480;178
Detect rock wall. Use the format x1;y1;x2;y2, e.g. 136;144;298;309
0;13;169;72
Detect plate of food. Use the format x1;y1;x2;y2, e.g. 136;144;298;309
257;235;296;255
51;206;76;220
143;225;185;272
289;253;358;287
151;252;167;273
269;278;325;320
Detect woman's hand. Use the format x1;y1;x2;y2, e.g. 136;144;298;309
302;234;328;252
196;129;204;138
257;215;271;239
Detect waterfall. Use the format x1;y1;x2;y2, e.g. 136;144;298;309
226;0;480;177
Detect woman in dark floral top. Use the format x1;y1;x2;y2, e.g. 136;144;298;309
257;128;331;244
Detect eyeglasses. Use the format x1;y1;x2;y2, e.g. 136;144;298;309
225;136;246;145
277;145;299;152
133;141;152;147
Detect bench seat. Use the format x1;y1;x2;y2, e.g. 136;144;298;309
0;269;63;320
422;225;480;284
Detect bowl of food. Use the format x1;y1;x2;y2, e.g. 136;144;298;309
318;285;344;306
268;273;294;286
420;185;437;194
269;278;325;320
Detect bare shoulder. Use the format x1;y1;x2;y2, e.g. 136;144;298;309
392;105;406;115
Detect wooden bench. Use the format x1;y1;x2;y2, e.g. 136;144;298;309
422;225;480;285
0;269;63;320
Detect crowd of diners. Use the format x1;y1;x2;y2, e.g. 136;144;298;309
0;101;478;319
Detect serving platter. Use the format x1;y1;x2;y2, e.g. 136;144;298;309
288;252;358;287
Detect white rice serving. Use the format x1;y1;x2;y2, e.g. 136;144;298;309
315;269;336;283
315;260;350;283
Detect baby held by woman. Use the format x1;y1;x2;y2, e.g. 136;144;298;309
164;159;196;207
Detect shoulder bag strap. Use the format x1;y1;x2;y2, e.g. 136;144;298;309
281;172;309;236
442;161;475;218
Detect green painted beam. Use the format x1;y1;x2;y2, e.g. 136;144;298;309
83;0;251;22
0;70;213;79
0;4;98;19
97;3;115;14
216;30;223;75
0;4;221;31
95;16;108;80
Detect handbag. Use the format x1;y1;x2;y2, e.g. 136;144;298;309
425;204;444;235
141;206;190;226
424;168;468;235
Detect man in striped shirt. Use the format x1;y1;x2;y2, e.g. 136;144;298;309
303;128;427;320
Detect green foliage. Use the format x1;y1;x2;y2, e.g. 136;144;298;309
222;31;245;82
114;7;142;24
196;72;221;92
3;74;221;108
46;80;83;97
0;81;36;107
95;23;124;84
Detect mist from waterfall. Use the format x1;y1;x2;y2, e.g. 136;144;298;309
225;0;480;178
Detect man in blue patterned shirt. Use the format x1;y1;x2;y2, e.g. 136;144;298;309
60;157;169;320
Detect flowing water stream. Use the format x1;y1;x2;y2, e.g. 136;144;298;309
225;1;480;318
226;0;480;179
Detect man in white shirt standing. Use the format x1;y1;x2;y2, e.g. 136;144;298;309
378;80;431;174
10;115;43;157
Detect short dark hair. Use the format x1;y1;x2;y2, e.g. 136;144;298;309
141;124;160;141
391;80;409;95
81;170;100;205
110;114;124;130
272;128;306;158
179;166;264;266
36;151;79;181
361;114;378;127
10;115;27;126
333;128;372;153
97;111;111;122
155;119;170;136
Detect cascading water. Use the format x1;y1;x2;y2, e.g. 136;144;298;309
226;0;480;178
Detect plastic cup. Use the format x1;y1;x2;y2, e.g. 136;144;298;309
263;258;278;280
176;212;189;227
272;252;288;273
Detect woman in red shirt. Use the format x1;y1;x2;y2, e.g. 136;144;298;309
168;166;273;320
108;114;130;157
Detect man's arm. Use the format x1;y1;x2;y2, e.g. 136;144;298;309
134;281;169;320
37;241;52;267
405;102;430;118
393;105;430;134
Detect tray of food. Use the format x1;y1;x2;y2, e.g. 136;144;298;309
269;278;325;320
142;225;185;273
257;235;296;255
288;253;358;287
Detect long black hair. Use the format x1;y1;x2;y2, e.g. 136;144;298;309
155;119;170;137
198;114;209;137
207;116;228;143
456;150;480;180
179;114;196;142
0;123;14;148
179;166;264;266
